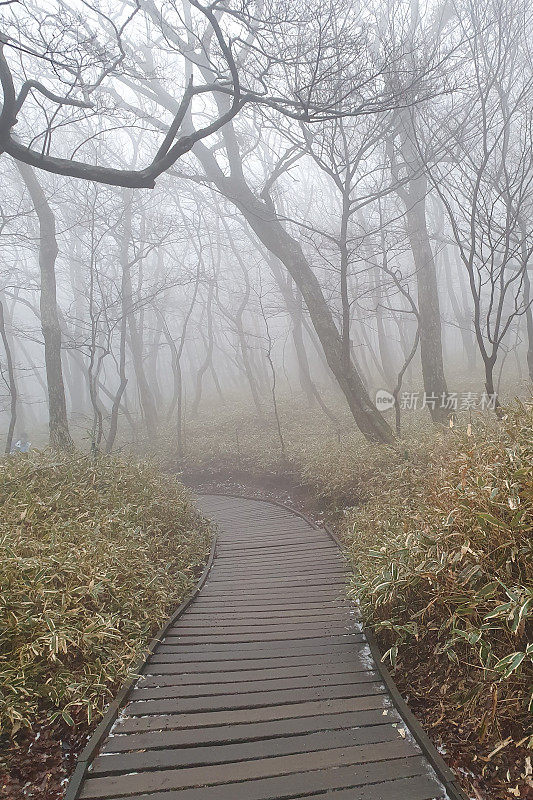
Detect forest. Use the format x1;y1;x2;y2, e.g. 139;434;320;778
0;0;531;798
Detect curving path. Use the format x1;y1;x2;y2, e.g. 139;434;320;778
69;494;464;800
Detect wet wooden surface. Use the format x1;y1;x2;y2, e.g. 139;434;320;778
75;494;447;799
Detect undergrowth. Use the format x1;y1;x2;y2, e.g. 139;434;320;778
343;401;532;750
150;395;438;509
0;453;211;738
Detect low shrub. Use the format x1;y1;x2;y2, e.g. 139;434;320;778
343;401;532;742
0;452;211;736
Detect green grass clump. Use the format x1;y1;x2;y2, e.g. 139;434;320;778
0;452;211;736
343;401;532;739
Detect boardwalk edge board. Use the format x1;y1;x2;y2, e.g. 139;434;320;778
65;490;468;800
362;627;468;800
64;520;218;800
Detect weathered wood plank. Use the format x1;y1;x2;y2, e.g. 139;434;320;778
100;707;402;754
81;757;439;800
79;740;419;797
90;724;401;776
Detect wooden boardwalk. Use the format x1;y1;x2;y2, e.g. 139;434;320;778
69;494;462;800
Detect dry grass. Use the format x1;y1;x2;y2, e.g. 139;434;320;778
0;452;211;738
341;402;532;741
149;395;438;508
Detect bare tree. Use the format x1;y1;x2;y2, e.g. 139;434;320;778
424;0;533;406
0;293;16;451
16;163;73;448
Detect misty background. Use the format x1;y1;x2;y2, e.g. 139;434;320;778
0;0;532;453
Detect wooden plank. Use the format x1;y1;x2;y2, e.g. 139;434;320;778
196;591;346;601
131;671;378;699
142;653;373;674
112;695;391;734
172;616;353;626
149;645;366;662
168;622;353;635
162;627;354;642
153;633;365;651
90;725;403;776
142;653;372;676
79;740;419;797
122;682;386;716
215;553;343;567
207;569;346;582
214;560;344;572
189;599;349;610
139;661;373;686
215;542;337;554
117;758;437;799
101;708;402;754
289;774;447;800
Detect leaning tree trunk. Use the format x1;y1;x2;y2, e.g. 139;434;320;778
195;146;394;444
17;163;73;449
244;192;394;442
138;65;393;443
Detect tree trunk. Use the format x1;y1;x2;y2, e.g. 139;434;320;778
140;72;393;441
0;297;17;453
105;300;127;453
192;282;216;416
4;298;29;431
67;240;90;416
443;247;477;371
204;174;394;443
373;270;396;390
17;162;73;449
392;118;449;423
147;315;164;409
265;252;316;404
216;237;264;415
403;173;449;420
521;255;533;383
121;191;159;436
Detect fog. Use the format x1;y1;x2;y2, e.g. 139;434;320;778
1;0;532;452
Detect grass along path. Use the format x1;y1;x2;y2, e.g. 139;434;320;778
0;453;212;799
